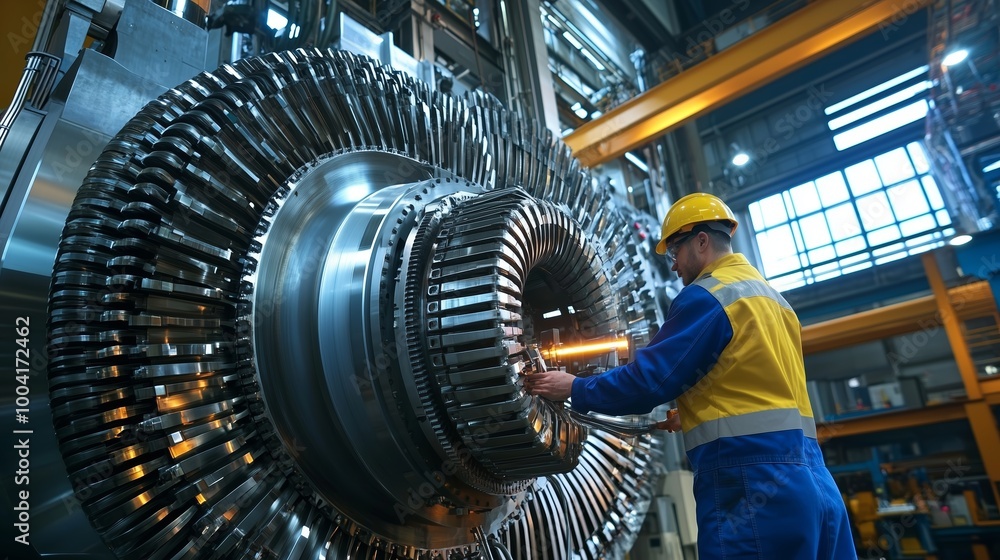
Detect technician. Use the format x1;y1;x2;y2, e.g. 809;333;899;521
525;193;856;559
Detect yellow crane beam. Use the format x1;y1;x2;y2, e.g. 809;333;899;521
564;0;932;167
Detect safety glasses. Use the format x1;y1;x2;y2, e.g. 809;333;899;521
665;232;695;262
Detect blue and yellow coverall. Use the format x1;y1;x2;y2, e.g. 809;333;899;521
571;253;856;559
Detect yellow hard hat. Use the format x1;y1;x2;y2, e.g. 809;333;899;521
655;193;738;254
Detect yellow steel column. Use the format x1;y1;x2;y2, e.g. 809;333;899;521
964;401;1000;514
923;253;1000;512
564;0;933;167
922;253;982;399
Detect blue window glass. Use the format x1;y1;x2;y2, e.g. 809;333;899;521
749;142;952;291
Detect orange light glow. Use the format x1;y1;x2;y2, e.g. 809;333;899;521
545;339;629;358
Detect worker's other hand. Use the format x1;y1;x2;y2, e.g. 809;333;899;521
651;409;681;432
664;409;680;433
523;369;575;401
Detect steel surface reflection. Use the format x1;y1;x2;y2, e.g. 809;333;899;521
22;48;668;559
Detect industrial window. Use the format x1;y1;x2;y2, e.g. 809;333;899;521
749;142;954;291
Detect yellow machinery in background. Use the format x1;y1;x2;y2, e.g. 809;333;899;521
814;250;1000;559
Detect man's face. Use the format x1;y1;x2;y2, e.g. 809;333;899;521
667;232;702;286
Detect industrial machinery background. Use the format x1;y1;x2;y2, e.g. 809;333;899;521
1;14;669;557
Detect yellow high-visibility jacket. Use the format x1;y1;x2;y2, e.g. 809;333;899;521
571;253;854;559
571;252;816;470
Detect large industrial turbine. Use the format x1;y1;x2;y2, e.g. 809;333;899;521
5;44;667;559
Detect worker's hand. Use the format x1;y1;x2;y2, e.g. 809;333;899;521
523;369;575;401
652;409;681;432
664;409;680;433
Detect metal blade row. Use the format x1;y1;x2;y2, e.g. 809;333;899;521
417;189;605;478
499;431;660;560
47;46;662;560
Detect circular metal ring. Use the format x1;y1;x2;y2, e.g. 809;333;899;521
40;48;665;559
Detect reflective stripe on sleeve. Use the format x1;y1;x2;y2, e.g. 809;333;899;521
693;276;792;311
684;408;817;451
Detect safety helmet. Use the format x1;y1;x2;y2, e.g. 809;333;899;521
655;192;738;255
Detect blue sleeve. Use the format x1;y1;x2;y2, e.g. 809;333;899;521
570;285;733;415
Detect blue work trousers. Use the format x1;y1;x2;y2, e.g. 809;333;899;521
694;460;857;559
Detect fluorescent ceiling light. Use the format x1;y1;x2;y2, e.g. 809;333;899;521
542;309;562;319
562;31;583;49
983;160;1000;173
580;49;606;71
828;81;933;130
731;152;750;166
825;66;929;115
833;100;928;151
948;234;972;246
942;49;969;67
625;152;649;173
